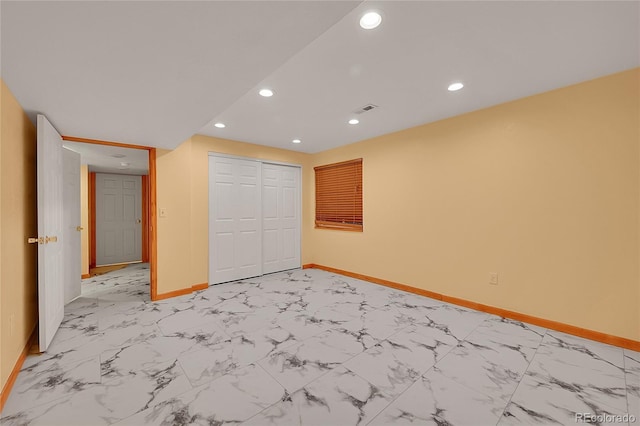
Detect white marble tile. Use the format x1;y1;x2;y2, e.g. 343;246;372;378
434;330;536;403
178;326;299;387
63;296;99;320
415;304;492;342
2;357;101;416
258;329;365;392
370;368;505;426
521;331;628;412
100;331;220;380
115;364;284;425
245;366;393;426
543;330;625;369
386;291;444;320
3;359;192;425
500;371;630;425
276;313;334;341
343;325;452;398
624;349;640;418
155;306;218;336
473;316;546;348
209;304;296;337
163;320;230;349
43;314;103;356
0;394;111;426
335;306;413;349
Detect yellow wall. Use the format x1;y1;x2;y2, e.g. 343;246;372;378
307;69;640;341
80;165;89;276
0;79;38;392
155;135;309;293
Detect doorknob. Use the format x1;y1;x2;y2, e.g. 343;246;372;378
76;226;84;231
45;236;58;243
28;237;44;244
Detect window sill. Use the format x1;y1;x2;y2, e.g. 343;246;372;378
315;223;363;232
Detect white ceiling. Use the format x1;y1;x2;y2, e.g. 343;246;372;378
1;1;360;149
62;141;149;175
2;1;638;154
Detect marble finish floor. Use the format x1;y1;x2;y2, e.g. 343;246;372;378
2;264;638;425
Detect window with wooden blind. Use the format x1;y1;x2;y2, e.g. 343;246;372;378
314;158;363;231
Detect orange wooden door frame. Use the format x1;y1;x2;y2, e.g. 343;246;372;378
63;136;157;300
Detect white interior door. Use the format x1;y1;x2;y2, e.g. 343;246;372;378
209;155;262;284
262;164;301;274
96;174;142;266
36;115;65;351
62;148;81;304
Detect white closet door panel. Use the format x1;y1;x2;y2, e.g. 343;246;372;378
209;156;262;284
262;163;300;274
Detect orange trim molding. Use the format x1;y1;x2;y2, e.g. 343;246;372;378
192;283;208;291
81;273;91;279
303;264;640;351
0;327;36;411
62;136;153;151
155;282;209;301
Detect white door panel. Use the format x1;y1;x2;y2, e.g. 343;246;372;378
62;147;81;304
37;115;65;351
262;163;301;274
209;156;262;284
96;174;142;265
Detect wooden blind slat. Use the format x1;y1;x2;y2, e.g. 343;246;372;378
315;158;362;231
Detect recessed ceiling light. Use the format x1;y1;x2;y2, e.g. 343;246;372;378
259;88;274;97
214;122;226;128
292;139;301;144
360;11;382;29
448;82;464;91
348;119;360;125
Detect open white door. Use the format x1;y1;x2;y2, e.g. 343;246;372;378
63;147;81;304
37;115;65;351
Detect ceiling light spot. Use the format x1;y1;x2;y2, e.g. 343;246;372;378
348;119;360;125
120;162;130;167
259;88;274;97
214;122;226;128
292;139;301;144
448;82;464;91
360;11;382;29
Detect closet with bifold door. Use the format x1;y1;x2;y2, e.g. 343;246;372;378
208;153;301;285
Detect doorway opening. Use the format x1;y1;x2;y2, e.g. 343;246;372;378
62;136;158;300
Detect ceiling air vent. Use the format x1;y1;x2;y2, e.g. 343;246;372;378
354;104;378;115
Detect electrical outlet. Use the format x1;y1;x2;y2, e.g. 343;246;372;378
159;208;167;218
489;272;499;285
